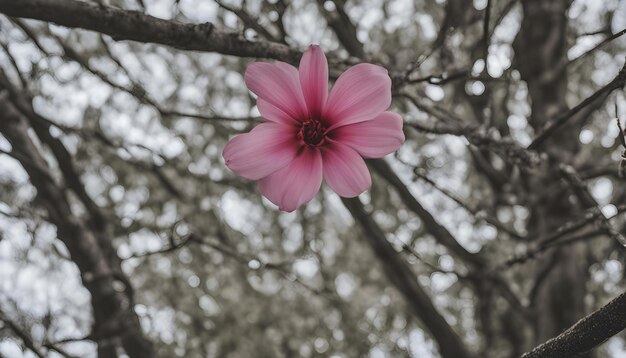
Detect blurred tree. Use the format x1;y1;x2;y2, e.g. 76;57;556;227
0;0;624;357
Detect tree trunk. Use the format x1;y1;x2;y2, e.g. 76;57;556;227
514;1;590;356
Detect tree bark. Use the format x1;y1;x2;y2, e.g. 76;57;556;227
523;292;626;357
514;1;590;355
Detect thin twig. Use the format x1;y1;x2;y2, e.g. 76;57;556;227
529;61;626;149
0;311;46;358
482;0;492;74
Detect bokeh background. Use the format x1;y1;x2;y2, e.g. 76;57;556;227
0;0;625;357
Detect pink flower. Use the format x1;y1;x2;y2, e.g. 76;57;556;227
223;45;404;212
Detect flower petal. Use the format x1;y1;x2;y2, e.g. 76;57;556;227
323;64;392;130
223;123;298;180
259;147;323;212
257;98;298;125
321;142;372;197
299;44;328;117
329;111;404;158
245;62;308;120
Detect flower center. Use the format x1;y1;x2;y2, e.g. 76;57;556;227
298;119;327;146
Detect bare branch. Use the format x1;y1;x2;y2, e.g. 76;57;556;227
0;91;155;358
0;0;302;63
316;0;364;58
371;159;484;268
0;310;46;358
371;159;528;316
215;0;280;43
559;164;626;246
538;28;626;85
523;291;626;358
412;168;523;240
529;61;626;149
482;0;492;73
499;204;626;268
341;196;474;358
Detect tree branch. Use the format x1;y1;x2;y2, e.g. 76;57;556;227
481;0;492;73
0;91;155;358
316;0;364;58
370;159;528;316
0;0;301;63
370;159;485;268
528;61;626;150
0;310;46;358
214;0;280;43
559;164;626;246
341;196;474;358
0;71;107;230
523;292;626;357
538;28;626;85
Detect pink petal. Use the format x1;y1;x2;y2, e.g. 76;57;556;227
257;98;298;125
321;142;372;197
323;64;392;130
259;147;323;212
245;62;308;121
329;111;404;158
223;123;298;180
299;44;328;117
